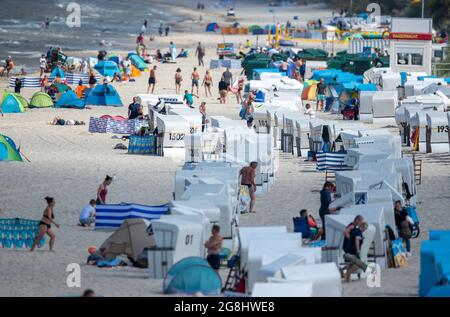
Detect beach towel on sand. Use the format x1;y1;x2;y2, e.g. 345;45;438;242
97;257;124;268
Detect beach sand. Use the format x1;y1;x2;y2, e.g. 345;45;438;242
0;1;449;297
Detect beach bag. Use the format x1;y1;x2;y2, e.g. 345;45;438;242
392;239;407;268
399;220;412;240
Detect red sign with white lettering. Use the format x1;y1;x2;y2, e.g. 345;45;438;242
389;33;432;41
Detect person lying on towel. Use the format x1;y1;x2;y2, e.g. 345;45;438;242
50;116;85;126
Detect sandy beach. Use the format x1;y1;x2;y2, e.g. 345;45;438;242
1;1;449;297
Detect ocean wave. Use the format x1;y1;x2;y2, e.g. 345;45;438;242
4;19;20;24
0;40;21;45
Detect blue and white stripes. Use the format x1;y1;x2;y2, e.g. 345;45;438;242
95;203;169;230
316;151;352;171
10;74;101;88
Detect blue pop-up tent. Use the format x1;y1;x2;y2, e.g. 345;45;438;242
163;257;222;295
55;90;85;109
84;84;123;107
51;67;65;78
94;61;121;77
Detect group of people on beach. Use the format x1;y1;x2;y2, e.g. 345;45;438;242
29;175;113;252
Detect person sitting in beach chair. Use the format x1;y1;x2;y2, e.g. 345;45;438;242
293;209;323;241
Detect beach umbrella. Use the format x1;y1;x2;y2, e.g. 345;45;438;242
301;83;318;100
303;79;318;88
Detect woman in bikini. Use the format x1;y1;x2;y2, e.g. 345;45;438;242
175;68;183;94
202;70;213;97
97;175;113;205
30;197;60;252
236;77;245;104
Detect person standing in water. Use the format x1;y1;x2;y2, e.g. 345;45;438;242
44;17;50;29
30;197;60;252
97;175;113;205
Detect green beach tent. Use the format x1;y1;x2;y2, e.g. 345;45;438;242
0;91;27;113
29;92;54;108
0;134;23;162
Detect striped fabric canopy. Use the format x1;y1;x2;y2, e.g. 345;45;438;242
316;151;352;172
9;73;101;88
95;203;169;230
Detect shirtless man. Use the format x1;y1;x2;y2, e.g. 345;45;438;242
147;65;157;93
191;67;200;95
204;225;223;272
240;161;258;213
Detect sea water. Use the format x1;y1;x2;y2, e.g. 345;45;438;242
0;0;186;72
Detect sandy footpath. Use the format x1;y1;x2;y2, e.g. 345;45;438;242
0;1;449;297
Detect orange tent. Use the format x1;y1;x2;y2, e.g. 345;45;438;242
75;85;87;99
131;65;141;77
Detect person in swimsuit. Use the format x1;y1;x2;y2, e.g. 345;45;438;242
199;101;207;132
236;77;245;104
175;68;183;94
191;67;200;95
30;197;60;252
147;65;157;93
88;72;97;89
97;175;113;205
240;161;258;213
202;70;213;97
204;225;223;272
